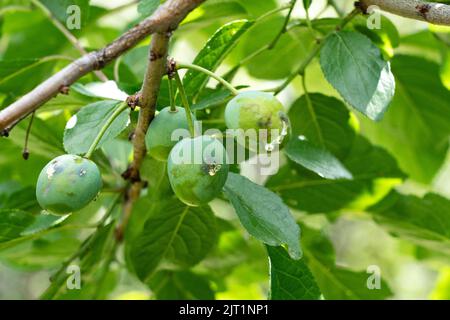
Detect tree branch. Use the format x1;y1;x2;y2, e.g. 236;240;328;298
360;0;450;25
116;33;170;241
128;33;171;183
116;33;178;241
0;0;205;134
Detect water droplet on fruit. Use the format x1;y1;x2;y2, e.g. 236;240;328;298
264;119;289;152
46;165;56;179
79;169;87;177
265;143;274;152
208;164;222;176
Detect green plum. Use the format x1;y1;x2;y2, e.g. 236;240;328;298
146;106;196;161
36;154;102;215
168;135;229;206
224;91;290;151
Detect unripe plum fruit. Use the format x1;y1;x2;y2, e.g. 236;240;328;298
167;135;229;206
36;154;102;215
146;106;196;161
224;91;290;151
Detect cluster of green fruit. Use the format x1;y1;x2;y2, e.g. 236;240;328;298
36;91;288;214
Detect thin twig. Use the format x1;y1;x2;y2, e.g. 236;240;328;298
223;1;298;83
268;0;297;49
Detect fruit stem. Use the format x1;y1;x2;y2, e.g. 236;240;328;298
85;101;129;159
22;111;35;160
174;71;196;137
177;63;239;96
167;77;177;112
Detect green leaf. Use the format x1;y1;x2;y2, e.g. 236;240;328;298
101;139;133;175
441;49;450;90
361;55;450;183
223;173;301;259
8;115;64;159
119;46;149;85
128;197;218;282
0;0;31;7
183;19;254;100
0;233;81;270
285;137;353;180
0;56;64;102
182;1;247;26
369;192;450;254
320;31;395;120
0;58;38;79
79;222;116;272
1;9;66;60
191;89;231;110
124;158;172;271
0;209;35;243
240;18;315;80
21;214;65;236
268;93;404;213
352;15;400;58
302;225;393;299
149;270;215;300
0;186;39;212
267;246;321;300
138;0;160;17
303;0;312;10
40;0;90;26
40;84;99;113
235;0;278;17
269;135;404;213
70;82;111;99
63;100;130;155
288;94;356;159
56;269;118;300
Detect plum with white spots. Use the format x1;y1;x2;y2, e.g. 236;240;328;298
36;154;102;214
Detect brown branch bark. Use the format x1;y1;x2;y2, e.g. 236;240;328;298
116;33;171;241
0;0;205;134
360;0;450;25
